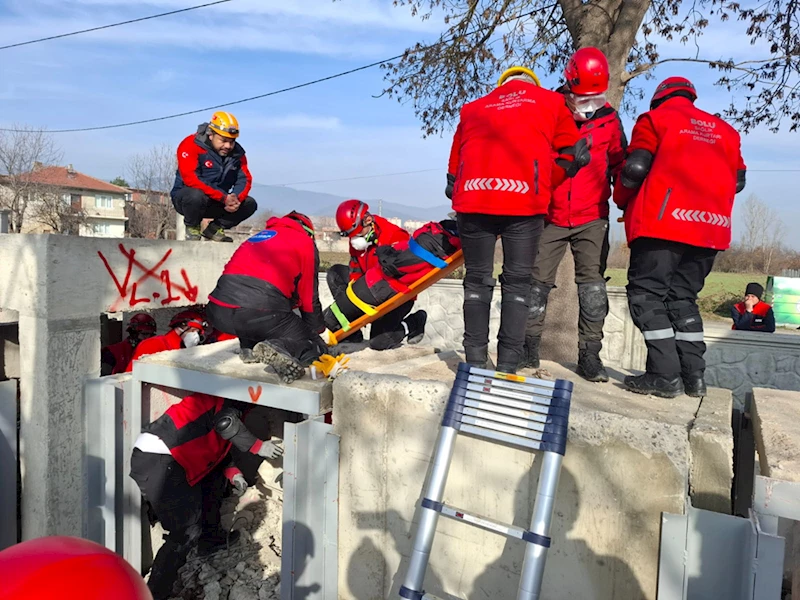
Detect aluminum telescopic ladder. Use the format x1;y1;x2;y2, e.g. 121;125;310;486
399;363;573;600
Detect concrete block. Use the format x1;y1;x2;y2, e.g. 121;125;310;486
751;387;800;482
689;388;734;513
333;356;698;600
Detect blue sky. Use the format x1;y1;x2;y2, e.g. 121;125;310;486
0;0;798;246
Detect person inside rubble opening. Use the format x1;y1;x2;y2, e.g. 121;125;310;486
130;392;283;600
446;65;591;373
731;282;776;333
522;47;628;383
328;199;415;347
126;310;209;372
323;219;460;346
614;76;746;398
206;211;328;383
171;111;258;242
101;313;157;375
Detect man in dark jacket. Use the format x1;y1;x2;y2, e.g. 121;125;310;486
171;111;257;242
731;283;776;332
206;212;327;383
101;313;157;375
523;48;627;382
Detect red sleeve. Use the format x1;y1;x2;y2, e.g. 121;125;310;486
386;221;410;246
298;239;318;314
234;154;253;199
126;338;159;372
447;122;462;176
177;136;225;201
608;115;628;185
348;249;364;281
613;114;658;210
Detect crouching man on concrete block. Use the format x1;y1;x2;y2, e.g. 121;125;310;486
206;212;328;383
130;392;283;600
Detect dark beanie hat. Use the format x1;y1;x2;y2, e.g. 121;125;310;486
746;282;764;299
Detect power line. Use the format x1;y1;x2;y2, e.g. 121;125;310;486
0;0;234;51
0;7;544;134
270;168;439;187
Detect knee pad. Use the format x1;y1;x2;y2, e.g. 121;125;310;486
529;282;552;319
464;274;496;306
578;281;609;323
627;293;667;330
665;299;702;332
214;408;245;441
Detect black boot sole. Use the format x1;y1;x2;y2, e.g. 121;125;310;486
624;384;684;399
407;312;427;345
253;341;305;383
239;348;259;364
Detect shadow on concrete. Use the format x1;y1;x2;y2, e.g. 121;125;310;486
283;521;321;599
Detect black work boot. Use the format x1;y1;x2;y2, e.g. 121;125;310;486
519;336;541;370
624;373;684;399
465;345;494;370
496;362;518;375
253;340;306;383
197;529;241;556
185;224;203;241
576;343;609;383
405;310;427;344
239;347;258;364
682;371;707;398
202;221;234;242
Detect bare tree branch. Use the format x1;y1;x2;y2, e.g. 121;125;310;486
126;144;177;239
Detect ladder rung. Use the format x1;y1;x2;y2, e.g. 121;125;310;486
460;423;566;454
464;365;563;389
463;398;568;426
460;415;566;442
421;499;551;547
465;381;570;407
462;406;565;436
463;390;570;417
465;374;571;400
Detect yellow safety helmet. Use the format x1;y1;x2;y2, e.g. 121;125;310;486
208;111;240;139
497;66;541;88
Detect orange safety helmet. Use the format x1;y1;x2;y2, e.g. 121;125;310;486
208;111;240;139
335;200;370;238
0;536;153;600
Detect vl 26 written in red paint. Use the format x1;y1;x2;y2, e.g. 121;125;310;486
98;244;199;308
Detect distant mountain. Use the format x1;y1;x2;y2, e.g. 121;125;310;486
249;183;450;223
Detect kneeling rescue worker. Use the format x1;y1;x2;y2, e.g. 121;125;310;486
614;76;746;398
130;392;283;600
330;199;412;346
447;65;591;373
126;310;208;372
101;313;157;375
523;47;627;382
206;212;327;383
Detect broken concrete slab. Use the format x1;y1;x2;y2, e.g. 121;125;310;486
689;388;734;514
333;354;702;600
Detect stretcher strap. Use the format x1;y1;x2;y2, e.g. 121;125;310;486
409;238;448;269
330;302;351;331
346;281;378;316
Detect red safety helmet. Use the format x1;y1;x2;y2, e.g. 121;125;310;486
335;200;370;238
564;47;609;96
126;313;156;336
0;536;153;600
650;76;697;109
169;310;207;333
286;211;315;237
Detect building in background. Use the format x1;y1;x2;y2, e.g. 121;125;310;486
403;219;426;232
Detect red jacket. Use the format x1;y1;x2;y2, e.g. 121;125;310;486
732;301;776;332
448;79;582;216
614;97;745;249
102;339;134;375
210;216;323;329
127;330;183;372
348;215;409;281
548;106;626;227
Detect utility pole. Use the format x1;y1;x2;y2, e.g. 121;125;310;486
379;199;382;217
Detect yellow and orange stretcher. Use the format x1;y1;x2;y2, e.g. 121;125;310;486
332;248;465;343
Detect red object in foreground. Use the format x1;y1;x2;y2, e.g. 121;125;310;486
0;536;152;600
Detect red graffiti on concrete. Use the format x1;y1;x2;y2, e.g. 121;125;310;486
98;244;199;310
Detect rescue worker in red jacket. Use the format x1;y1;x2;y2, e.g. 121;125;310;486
731;282;776;332
130;392;282;600
329;199;411;345
126;310;208;372
0;536;153;600
171;111;257;242
206;212;327;383
522;48;627;382
614;77;746;398
101;313;157;375
447;66;591;372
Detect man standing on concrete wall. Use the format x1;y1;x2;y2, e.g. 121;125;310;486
171;111;257;242
522;48;627;382
614;77;746;398
446;66;591;373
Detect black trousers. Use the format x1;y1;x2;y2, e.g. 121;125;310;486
172;187;257;228
526;218;610;349
206;302;326;366
626;237;717;376
326;264;414;350
457;213;544;367
130;450;227;600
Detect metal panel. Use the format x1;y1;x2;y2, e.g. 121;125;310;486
751;513;785;600
753;475;800;522
0;379;17;550
658;512;688;600
282;417;339;600
132;362;323;416
123;378;143;572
